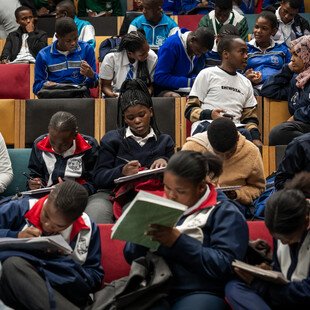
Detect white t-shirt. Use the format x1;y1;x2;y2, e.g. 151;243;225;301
190;66;257;123
99;49;157;92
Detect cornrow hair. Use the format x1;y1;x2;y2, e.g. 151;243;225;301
117;79;161;135
118;31;152;86
48;111;78;133
48;180;89;221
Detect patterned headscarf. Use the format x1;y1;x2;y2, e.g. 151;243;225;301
291;35;310;89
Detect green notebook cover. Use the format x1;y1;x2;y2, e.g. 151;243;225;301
111;191;187;249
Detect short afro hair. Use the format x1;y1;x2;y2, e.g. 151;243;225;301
207;117;238;152
55;16;77;37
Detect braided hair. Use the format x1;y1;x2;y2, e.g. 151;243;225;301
48;111;78;134
117;79;160;135
118;31;152;86
48;180;88;221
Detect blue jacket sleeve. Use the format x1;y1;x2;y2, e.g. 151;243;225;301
260;65;294;100
293;88;310;123
33;50;48;94
0;199;29;238
275;138;306;190
157;203;249;280
79;221;104;291
181;0;199;12
154;43;194;89
93;133;124;189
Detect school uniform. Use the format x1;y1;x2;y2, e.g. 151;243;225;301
226;230;310;309
0;196;103;308
99;49;157;93
28;133;98;195
128;13;179;47
124;185;249;308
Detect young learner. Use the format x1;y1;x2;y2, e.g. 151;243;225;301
86;79;175;223
154;27;214;97
182;118;265;212
205;24;240;68
0;180;103;309
128;0;179;48
245;11;291;92
77;0;121;17
275;132;310;190
198;0;249;41
0;133;13;194
33;16;98;97
0;6;47;64
225;180;310;309
124;150;249;309
54;0;96;48
271;0;309;46
99;31;157;98
27;111;98;196
185;35;262;146
261;35;310;146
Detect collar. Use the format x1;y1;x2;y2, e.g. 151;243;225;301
24;195;90;241
121;50;137;67
276;7;294;26
36;133;92;156
125;127;157;141
50;40;82;56
184;184;218;216
249;38;276;50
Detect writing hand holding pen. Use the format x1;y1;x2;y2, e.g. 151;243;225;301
18;219;41;238
122;160;141;176
23;172;44;190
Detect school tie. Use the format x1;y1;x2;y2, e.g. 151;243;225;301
126;63;134;80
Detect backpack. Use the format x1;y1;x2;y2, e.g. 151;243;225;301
98;36;122;62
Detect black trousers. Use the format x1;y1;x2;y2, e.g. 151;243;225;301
0;257;79;310
269;121;310;146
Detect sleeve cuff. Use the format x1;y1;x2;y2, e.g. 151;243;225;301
200;109;212;120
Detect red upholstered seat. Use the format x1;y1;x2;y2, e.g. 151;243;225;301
177;15;204;31
98;224;130;285
0;64;30;99
247;221;273;249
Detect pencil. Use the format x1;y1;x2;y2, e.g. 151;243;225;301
116;156;130;163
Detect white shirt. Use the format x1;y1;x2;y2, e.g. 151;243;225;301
0;133;13;193
12;33;36;63
99;49;157;92
189;66;257;132
125;127;156;147
274;8;294;46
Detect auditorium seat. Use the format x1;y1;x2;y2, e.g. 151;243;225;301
19;98;102;147
177;14;203;31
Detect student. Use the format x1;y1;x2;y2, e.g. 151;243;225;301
274;132;310;190
86;79;175;223
154;27;214;97
54;0;96;48
0;133;13;194
246;11;291;93
0;6;47;64
99;31;157;98
124;150;249;309
199;0;249;41
0;181;103;309
205;24;240;68
28;111;98;196
263;0;305;12
33;17;98;97
128;0;179;48
182;118;265;212
77;0;121;17
185;35;262;146
225;183;310;309
267;0;309;46
162;0;182;14
261;35;310;145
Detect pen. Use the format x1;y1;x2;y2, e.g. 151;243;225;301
116;156;130;163
25;218;34;227
22;172;45;188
